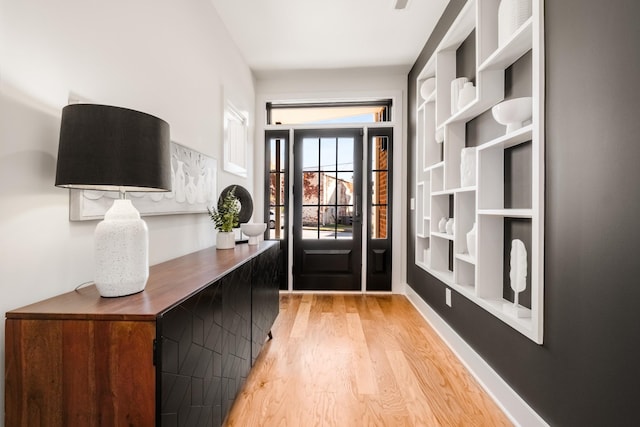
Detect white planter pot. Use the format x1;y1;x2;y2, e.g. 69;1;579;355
216;231;236;250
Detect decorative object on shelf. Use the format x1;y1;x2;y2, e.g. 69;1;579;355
438;217;448;233
466;222;477;258
460;147;477;188
435;127;444;144
457;82;476;110
498;0;532;47
450;77;468;115
445;218;455;235
420;77;436;100
218;185;253;223
240;223;267;246
503;239;531;318
491;96;533;134
209;186;240;250
55;103;171;297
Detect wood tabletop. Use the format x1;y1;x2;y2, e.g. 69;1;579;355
6;241;277;321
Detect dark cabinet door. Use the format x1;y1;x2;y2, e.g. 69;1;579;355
220;260;252;418
156;246;277;426
157;281;224;427
251;244;281;364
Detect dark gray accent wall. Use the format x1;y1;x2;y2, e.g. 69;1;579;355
407;0;640;425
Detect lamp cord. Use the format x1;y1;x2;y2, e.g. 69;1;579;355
74;281;94;292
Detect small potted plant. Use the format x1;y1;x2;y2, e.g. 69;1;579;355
208;186;240;249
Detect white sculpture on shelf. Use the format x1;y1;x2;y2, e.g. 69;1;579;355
450;77;468;115
466;222;477;258
457;82;476;110
504;239;531;318
460;147;477;188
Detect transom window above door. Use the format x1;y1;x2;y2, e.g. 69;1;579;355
266;100;392;125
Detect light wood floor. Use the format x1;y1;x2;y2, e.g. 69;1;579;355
225;293;512;426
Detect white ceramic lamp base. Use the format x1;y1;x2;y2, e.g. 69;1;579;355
94;199;149;297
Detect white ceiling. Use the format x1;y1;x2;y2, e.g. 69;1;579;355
209;0;450;74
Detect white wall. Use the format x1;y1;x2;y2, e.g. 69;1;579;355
254;67;408;293
0;0;255;422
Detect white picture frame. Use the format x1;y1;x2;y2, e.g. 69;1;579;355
223;99;249;177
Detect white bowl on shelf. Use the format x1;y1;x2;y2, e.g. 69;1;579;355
491;97;532;133
240;222;267;245
420;78;436;100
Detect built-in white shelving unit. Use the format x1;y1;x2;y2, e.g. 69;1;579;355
414;0;544;343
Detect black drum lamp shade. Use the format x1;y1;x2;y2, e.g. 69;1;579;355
55;104;171;192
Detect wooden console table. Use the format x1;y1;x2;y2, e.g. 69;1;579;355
5;241;280;426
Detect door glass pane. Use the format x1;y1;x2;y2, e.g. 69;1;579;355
371;136;389;171
269;139;286;172
371;206;388;239
319;206;337;240
319;172;336;206
338;138;354;171
300;135;356;241
337;205;353;239
267;136;287;242
320;138;336;171
371;171;388;205
269;172;286;205
303;138;319;170
303;172;319;205
269;206;286;239
302;206;319;239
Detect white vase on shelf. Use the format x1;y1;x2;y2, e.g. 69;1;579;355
466;223;477;258
450;77;468;115
438;217;448;233
498;0;532;47
457;82;476;110
420;78;436;100
445;218;455;235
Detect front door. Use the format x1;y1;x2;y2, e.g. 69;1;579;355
293;128;363;291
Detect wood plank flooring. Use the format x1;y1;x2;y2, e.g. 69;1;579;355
225;293;512;426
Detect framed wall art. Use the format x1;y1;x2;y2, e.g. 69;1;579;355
69;142;217;221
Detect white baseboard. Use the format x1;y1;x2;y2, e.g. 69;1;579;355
404;284;549;427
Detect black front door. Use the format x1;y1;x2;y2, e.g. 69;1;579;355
293;128;363;291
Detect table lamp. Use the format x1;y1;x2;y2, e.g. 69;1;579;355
55;104;171;297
